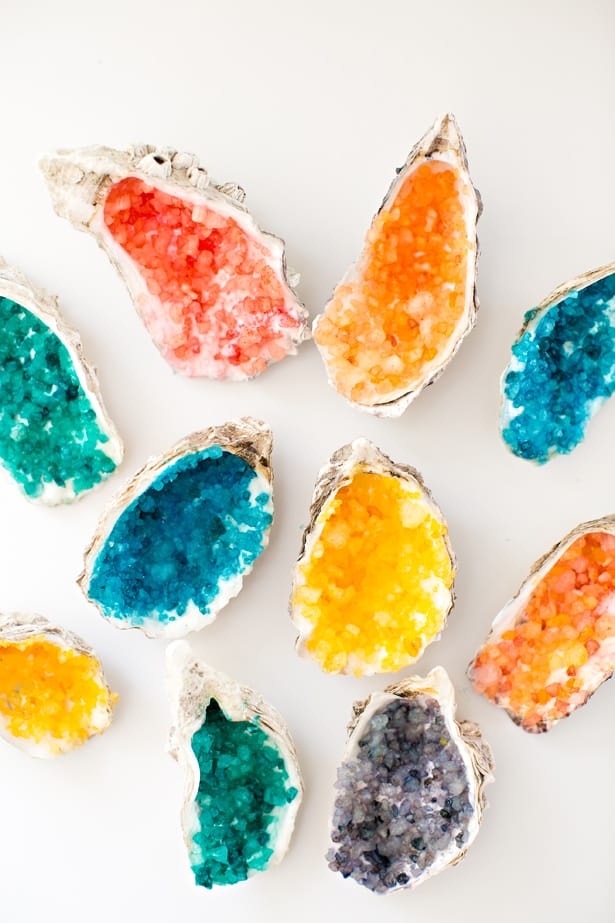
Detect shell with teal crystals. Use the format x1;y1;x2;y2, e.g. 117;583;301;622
500;261;615;463
0;259;122;503
79;418;274;638
167;642;303;888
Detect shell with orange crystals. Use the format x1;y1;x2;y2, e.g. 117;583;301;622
0;613;116;757
469;516;615;733
313;113;481;416
290;439;455;676
39;145;308;380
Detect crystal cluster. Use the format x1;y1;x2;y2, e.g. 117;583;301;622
471;522;615;732
313;114;479;415
40;145;308;380
0;614;116;757
328;669;492;893
167;642;303;889
82;421;273;638
189;699;300;888
0;275;121;503
291;440;454;675
501;266;615;463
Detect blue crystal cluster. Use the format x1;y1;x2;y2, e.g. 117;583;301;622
88;446;272;628
501;273;615;463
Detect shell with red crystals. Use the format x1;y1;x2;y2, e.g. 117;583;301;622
40;145;309;380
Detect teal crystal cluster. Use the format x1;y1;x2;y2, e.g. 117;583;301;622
189;699;299;888
0;294;120;501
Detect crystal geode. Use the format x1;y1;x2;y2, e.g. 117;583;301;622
291;439;455;675
500;262;615;463
79;418;273;638
328;667;493;894
0;258;122;503
470;516;615;732
167;642;303;888
40;145;309;380
313;113;480;417
0;613;116;757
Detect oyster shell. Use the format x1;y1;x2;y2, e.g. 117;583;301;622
0;258;122;504
79;417;273;639
327;666;493;894
167;641;303;888
40;145;309;380
470;515;615;732
313;113;480;417
291;438;455;675
0;612;116;757
500;262;615;463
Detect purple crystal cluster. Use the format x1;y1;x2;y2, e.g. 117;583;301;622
327;693;474;893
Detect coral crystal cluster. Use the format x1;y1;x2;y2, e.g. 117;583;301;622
104;178;306;378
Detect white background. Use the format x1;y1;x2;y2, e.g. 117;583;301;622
1;1;614;920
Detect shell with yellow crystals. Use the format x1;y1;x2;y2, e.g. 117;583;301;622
313;113;480;417
0;612;116;757
290;439;455;675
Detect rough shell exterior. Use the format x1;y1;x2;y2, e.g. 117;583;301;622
0;612;115;758
313;112;481;418
291;437;456;672
0;258;123;504
78;417;273;639
39;144;309;377
166;641;303;875
336;666;494;892
469;514;615;732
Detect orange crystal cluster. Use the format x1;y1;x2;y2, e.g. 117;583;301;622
104;177;302;378
314;161;472;405
471;532;615;731
0;635;114;749
292;471;453;675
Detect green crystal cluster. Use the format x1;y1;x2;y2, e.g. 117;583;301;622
190;699;299;888
0;295;118;500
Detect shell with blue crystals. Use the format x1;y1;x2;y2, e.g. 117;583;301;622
500;261;615;463
167;642;303;888
0;258;122;504
79;418;273;638
327;667;493;894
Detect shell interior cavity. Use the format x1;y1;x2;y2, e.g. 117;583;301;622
500;262;615;463
0;613;116;757
313;113;480;417
0;258;122;504
167;642;303;888
470;516;615;732
291;439;455;675
79;418;274;639
40;145;309;380
328;667;493;894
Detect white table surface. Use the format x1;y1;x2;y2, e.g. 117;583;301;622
2;1;614;920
